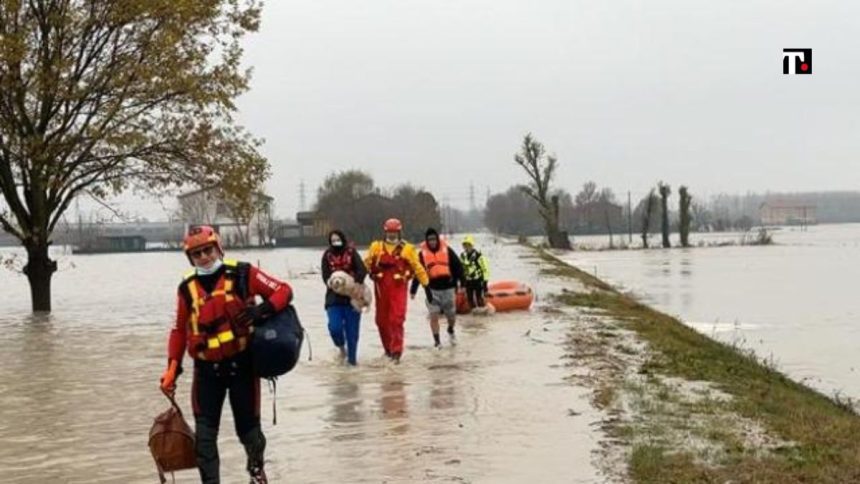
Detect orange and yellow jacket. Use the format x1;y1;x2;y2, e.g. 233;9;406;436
364;240;429;287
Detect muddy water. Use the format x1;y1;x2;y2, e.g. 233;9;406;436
561;224;860;400
0;238;600;483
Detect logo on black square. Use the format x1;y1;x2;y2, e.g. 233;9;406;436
783;49;812;75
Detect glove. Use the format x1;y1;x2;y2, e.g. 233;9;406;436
236;300;275;327
160;359;180;395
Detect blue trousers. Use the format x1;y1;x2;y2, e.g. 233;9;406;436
326;305;361;365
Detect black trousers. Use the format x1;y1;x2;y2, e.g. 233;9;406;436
464;280;486;309
192;351;265;484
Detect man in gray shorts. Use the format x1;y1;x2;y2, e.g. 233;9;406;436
410;228;464;348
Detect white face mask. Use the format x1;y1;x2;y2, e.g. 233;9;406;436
196;258;223;276
331;237;343;247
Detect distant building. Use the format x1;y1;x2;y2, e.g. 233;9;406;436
73;235;147;254
760;201;817;226
177;187;274;247
274;211;330;247
56;220;185;249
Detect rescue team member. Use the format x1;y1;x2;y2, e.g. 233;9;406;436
160;226;293;484
321;229;367;366
364;218;429;363
410;228;464;348
460;235;490;311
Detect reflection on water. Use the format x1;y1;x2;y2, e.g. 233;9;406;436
564;224;860;399
0;240;600;483
328;378;363;427
429;376;457;412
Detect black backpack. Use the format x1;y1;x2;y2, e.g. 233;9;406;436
251;305;304;378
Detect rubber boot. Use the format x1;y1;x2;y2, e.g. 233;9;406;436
241;427;267;484
195;419;221;484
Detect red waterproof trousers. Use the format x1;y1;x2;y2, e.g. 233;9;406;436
373;277;408;355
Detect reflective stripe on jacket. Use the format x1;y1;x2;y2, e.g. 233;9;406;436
461;249;489;282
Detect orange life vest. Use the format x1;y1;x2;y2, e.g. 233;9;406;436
183;260;253;361
420;241;451;280
370;242;412;284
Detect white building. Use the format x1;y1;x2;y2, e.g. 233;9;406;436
177;187;274;247
760;201;816;226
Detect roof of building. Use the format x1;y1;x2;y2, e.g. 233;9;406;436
760;200;816;209
178;186;273;202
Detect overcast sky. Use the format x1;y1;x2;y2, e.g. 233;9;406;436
97;0;860;220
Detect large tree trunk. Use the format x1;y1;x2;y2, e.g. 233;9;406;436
641;213;650;249
24;240;57;312
547;227;571;250
543;196;571;250
605;210;614;249
679;211;690;247
679;189;692;248
661;195;671;248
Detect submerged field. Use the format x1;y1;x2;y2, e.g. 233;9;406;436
534;246;860;483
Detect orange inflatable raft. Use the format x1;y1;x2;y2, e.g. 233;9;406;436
456;280;534;314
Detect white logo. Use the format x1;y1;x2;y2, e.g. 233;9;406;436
783;48;812;75
256;272;280;290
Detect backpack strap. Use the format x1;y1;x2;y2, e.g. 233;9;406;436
233;262;252;301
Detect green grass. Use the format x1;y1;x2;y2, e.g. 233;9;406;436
537;247;860;483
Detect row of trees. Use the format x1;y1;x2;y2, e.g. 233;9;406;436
314;170;441;244
637;183;693;248
485;182;624;238
498;133;702;250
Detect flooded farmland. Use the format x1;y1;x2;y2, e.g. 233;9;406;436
0;237;602;483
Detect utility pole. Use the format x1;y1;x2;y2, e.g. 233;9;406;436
469;182;476;212
627;191;633;244
299;180;306;212
442;195;450;232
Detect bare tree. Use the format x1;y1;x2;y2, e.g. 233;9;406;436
0;1;267;312
641;189;657;248
679;186;693;247
485;186;544;236
605;208;614;249
658;182;672;248
514;133;571;249
180;190;218;226
575;181;599;207
691;202;711;231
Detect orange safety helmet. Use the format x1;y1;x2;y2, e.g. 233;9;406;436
183;225;223;262
383;218;402;232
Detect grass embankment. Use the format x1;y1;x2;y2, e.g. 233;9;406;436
535;248;860;483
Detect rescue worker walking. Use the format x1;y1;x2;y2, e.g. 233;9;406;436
321;230;367;366
364;218;429;363
160;226;293;484
410;228;464;348
460;235;490;312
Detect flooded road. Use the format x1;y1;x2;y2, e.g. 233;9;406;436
562;224;860;400
0;238;601;483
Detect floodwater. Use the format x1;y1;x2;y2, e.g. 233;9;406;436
562;224;860;400
0;237;601;483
